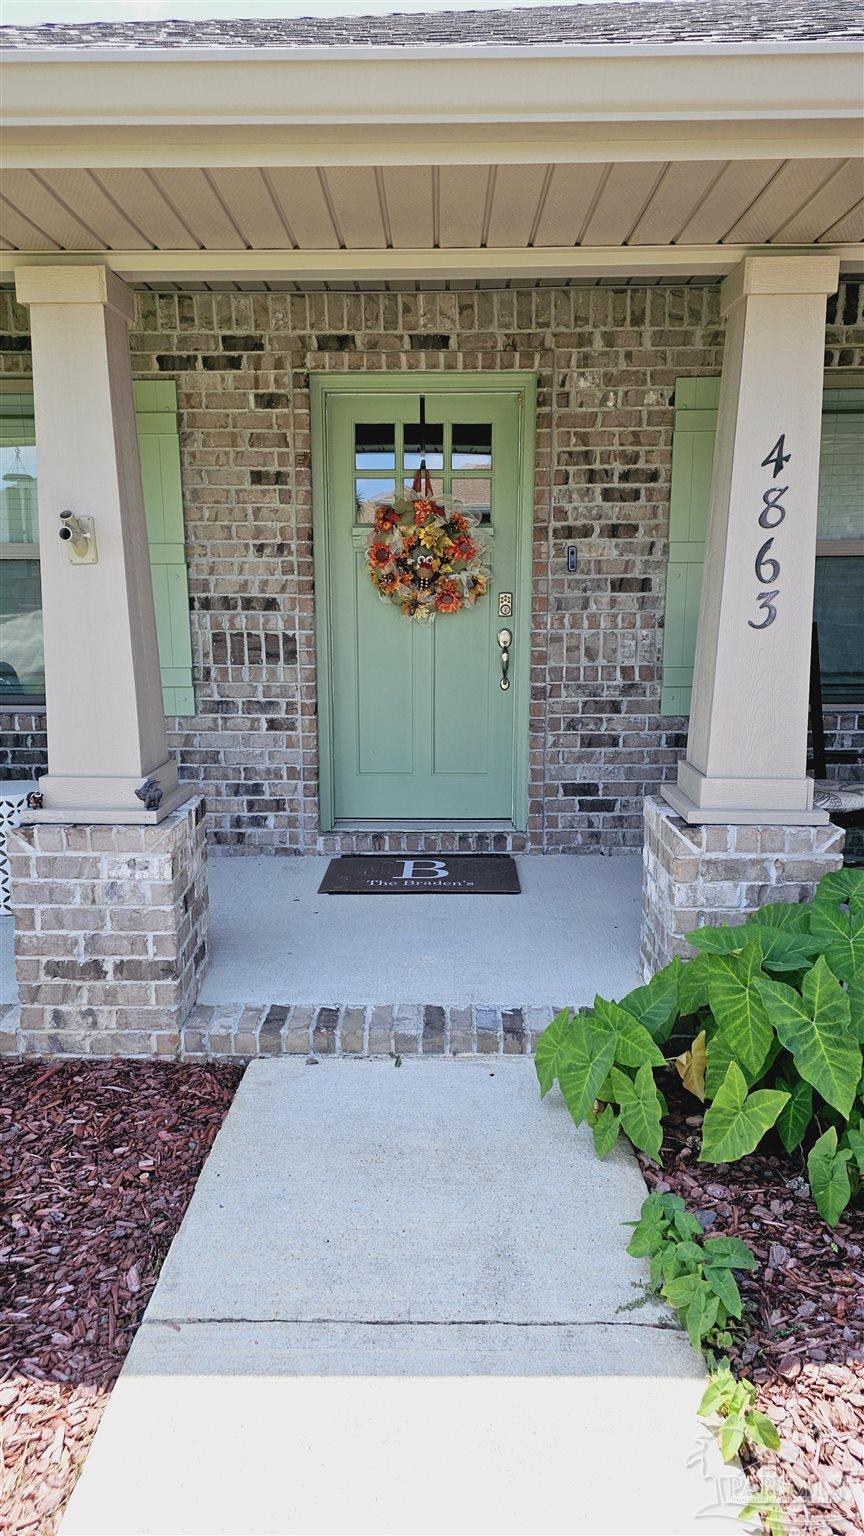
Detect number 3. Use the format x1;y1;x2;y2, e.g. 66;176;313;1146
748;589;779;630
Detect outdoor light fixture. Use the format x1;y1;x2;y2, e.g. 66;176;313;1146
58;509;98;564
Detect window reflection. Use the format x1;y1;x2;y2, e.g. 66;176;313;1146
451;423;492;469
404;421;444;471
355;477;396;523
355;424;395;471
0;444;38;543
0;558;44;697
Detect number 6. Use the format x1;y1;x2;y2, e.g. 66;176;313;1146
754;538;780;584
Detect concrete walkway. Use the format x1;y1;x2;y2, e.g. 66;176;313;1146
62;1060;746;1535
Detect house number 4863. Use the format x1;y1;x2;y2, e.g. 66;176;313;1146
748;433;790;631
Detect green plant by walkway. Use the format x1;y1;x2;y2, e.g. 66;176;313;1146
535;866;864;1226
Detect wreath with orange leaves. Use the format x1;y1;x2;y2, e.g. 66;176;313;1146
365;488;490;622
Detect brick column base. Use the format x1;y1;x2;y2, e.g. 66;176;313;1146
6;796;209;1056
640;795;844;978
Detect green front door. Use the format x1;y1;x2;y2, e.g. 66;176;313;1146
314;376;534;825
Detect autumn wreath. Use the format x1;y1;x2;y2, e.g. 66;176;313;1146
365;491;490;622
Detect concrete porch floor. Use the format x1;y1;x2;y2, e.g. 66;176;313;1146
0;853;643;1027
199;852;643;1008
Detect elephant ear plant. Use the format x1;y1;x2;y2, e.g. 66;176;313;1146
536;867;864;1226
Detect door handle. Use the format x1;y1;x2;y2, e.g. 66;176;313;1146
496;627;512;691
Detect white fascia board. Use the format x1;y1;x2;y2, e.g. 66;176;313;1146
3;119;860;169
0;47;859;130
3;244;862;285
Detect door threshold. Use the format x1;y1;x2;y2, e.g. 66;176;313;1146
332;819;517;833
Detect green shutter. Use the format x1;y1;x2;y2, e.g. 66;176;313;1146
133;380;195;716
660;377;720;716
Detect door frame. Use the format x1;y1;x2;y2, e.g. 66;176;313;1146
311;370;537;833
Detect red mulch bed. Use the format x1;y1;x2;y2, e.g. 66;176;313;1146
0;1060;242;1535
637;1079;864;1536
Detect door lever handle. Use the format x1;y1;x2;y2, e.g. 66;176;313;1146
496;627;512;691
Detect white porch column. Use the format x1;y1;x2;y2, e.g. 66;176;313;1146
15;264;190;823
663;253;841;826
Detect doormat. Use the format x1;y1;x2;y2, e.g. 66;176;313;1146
319;854;520;895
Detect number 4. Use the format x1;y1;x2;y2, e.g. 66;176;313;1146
761;435;790;477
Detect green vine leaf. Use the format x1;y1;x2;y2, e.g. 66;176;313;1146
704;1264;742;1318
807;1127;853;1228
700;1235;758;1271
699;1062;788;1163
756;957;860;1117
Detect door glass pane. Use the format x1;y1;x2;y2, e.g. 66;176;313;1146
404;421;444;471
0;442;38;543
451;423;492;469
355;423;395;471
403;475;444;502
814;555;864;697
451;476;491;523
0;558;44;698
355;477;396;522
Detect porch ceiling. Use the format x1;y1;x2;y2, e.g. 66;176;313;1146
2;158;863;260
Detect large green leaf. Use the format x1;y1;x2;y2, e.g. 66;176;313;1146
847;973;864;1043
609;1062;664;1159
699;1061;788;1163
685;1284;719;1351
748;926;822;972
807;1127;853;1227
593;996;666;1069
704;1030;756;1101
846;1118;864;1175
810;898;864;982
678;953;713;1016
591;1103;620;1158
746;902;811;932
707;941;773;1076
618;959;681;1043
687;926;749;955
815;867;864;905
557;1016;618;1127
534;1008;574;1098
775;1075;814;1153
756;957;860;1117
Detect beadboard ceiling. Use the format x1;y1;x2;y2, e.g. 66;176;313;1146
2;158;862;256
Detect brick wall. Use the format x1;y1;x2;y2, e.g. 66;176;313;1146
1;280;862;852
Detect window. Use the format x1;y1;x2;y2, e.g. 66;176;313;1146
0;392;44;705
813;386;864;701
0;379;195;717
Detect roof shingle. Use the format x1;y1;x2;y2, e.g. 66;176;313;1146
1;1;862;50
